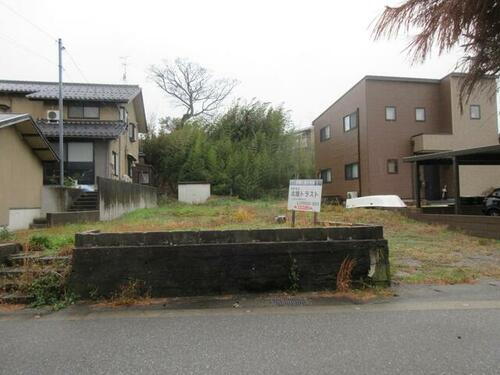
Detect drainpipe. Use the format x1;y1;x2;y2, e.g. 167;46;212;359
356;107;362;196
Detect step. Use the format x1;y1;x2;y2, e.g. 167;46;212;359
0;280;19;293
33;217;48;224
75;197;98;202
0;267;66;278
68;208;97;212
8;254;71;266
0;293;34;304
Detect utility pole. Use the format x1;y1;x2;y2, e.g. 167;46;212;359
58;38;64;186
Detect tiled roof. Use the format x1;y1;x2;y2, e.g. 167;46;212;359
37;119;127;139
0;80;141;102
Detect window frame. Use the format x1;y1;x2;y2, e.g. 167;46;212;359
345;162;359;180
415;107;426;122
385;106;397;121
319;125;331;142
387;159;399;174
129;123;136;142
68;103;100;119
111;151;118;176
470;104;481;120
343;112;358;132
320;168;332;184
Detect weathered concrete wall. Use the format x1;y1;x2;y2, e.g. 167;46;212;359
47;211;99;227
70;227;390;298
41;186;85;215
97;177;157;221
178;183;211;204
405;211;500;239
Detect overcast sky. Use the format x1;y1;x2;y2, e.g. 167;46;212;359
0;0;466;128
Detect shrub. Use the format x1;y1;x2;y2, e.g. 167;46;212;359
28;272;76;310
0;227;13;242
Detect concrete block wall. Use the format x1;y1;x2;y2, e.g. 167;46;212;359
97;177;158;221
70;227;390;298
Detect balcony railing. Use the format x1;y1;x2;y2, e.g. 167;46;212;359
412;134;455;154
43;161;95;185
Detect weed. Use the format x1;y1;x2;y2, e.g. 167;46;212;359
111;279;150;306
337;257;357;292
288;256;300;292
29;234;52;252
28;272;77;310
233;207;255;222
0;227;13;242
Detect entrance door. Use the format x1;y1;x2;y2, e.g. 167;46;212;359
423;165;441;200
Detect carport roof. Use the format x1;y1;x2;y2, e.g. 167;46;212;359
403;144;500;165
0;113;59;162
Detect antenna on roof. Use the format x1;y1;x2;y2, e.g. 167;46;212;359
120;56;129;83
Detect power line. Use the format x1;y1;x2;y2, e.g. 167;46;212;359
0;32;58;67
0;0;57;42
65;48;89;83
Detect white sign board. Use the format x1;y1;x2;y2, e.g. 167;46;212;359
287;179;323;212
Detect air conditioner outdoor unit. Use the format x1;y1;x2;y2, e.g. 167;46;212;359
347;191;358;199
47;110;60;122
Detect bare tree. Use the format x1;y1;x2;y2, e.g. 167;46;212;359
373;0;500;104
149;58;237;123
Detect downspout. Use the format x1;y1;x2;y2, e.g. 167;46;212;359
356;107;362;196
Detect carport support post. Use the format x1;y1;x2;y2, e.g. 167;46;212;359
414;161;421;208
453;157;461;215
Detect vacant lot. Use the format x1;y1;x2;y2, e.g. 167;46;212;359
3;197;500;284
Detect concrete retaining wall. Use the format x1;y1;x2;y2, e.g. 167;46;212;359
41;186;85;215
70;227;390;298
405;211;500;239
97;177;157;221
46;211;99;226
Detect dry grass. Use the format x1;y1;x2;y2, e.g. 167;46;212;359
3;197;499;285
109;279;151;306
336;257;357;292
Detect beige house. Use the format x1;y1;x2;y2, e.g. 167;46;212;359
0;114;58;230
0;80;148;187
313;73;499;200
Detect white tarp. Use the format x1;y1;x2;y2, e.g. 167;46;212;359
346;195;406;209
287;179;323;212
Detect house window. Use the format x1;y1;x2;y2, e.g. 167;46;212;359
470;105;481;120
385;106;396;121
345;163;359;180
140;171;150;184
68;103;100;119
320;169;332;183
128;123;136;141
67;142;93;162
319;125;331;141
127;156;134;177
387;159;398;174
111;151;118;176
119;107;128;123
415;108;426;122
343;112;358;132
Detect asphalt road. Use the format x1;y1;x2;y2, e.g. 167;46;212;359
1;284;500;374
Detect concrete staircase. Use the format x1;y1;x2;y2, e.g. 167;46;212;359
0;247;71;304
68;191;98;212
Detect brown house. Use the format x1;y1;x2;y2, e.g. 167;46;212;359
313;73;499;200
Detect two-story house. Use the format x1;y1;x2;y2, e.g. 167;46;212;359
313;73;499;200
0;80;148;188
